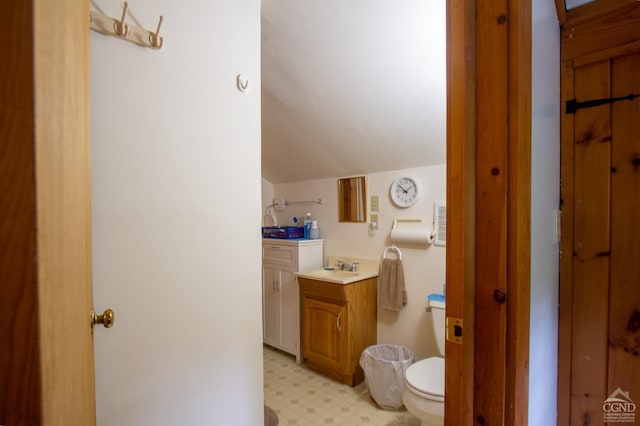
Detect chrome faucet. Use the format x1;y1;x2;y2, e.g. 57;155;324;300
336;260;359;271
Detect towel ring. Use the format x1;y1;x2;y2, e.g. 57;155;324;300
383;245;403;260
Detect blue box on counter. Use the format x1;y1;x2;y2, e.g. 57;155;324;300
262;226;305;239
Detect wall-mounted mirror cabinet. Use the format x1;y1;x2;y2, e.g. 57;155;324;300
338;176;367;222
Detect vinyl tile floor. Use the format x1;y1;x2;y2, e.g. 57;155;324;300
263;345;421;426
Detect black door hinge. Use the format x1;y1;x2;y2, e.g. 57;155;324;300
565;93;640;114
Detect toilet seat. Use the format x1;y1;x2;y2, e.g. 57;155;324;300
405;357;444;402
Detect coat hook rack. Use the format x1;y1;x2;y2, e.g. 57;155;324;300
90;2;164;50
149;15;163;49
113;2;129;36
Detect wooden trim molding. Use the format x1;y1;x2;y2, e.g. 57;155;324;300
573;39;640;68
561;1;640;61
34;0;95;424
474;0;510;421
0;1;41;424
445;0;476;423
505;0;532;423
557;59;576;426
564;0;637;26
555;0;567;26
446;0;531;424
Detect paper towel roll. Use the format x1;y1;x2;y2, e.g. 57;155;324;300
390;228;433;244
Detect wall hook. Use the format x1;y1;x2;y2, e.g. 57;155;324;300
113;1;130;37
149;15;164;49
237;74;249;92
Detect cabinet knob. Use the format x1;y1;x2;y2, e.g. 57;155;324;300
336;313;341;331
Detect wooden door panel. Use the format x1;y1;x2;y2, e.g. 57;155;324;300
571;60;612;424
303;298;344;371
562;50;640;425
609;52;640;398
559;4;640;426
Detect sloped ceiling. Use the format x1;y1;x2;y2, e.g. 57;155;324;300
261;1;447;184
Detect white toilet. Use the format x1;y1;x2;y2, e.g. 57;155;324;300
402;294;445;426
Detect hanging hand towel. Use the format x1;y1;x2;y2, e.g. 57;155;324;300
379;258;407;311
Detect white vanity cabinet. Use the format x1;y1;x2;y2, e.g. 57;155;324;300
262;239;323;362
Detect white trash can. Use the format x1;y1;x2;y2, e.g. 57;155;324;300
359;344;414;410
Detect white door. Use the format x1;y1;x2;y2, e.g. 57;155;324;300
278;267;298;354
89;1;263;425
262;263;278;346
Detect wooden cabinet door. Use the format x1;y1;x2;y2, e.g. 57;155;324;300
302;297;347;372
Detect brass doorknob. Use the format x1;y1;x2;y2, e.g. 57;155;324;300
92;309;115;330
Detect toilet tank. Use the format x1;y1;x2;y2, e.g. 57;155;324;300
428;294;446;356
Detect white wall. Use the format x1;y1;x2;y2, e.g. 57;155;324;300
529;1;560;424
264;165;446;359
262;177;275;222
90;1;263;425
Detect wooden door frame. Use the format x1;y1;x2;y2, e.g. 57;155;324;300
446;0;531;424
0;0;536;424
557;2;640;424
0;1;41;421
0;0;94;425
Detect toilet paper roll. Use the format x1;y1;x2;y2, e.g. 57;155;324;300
390;228;433;244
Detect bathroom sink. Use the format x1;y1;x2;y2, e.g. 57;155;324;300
295;255;380;285
309;269;360;278
295;267;378;285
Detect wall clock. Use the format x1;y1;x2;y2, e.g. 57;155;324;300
390;176;419;208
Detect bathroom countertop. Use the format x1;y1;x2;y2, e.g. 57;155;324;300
295;255;379;285
295;269;379;285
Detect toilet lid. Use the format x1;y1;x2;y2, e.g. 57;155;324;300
405;357;444;398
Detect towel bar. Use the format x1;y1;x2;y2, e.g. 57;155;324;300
382;245;403;260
